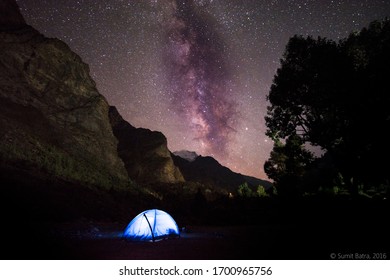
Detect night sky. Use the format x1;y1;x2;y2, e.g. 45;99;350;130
16;0;390;179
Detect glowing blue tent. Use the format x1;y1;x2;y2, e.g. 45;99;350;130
123;209;180;242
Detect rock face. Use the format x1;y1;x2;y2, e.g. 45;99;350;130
109;106;184;184
0;3;128;189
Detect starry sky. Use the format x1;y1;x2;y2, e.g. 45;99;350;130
16;0;390;179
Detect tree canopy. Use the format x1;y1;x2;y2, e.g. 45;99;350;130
265;19;390;196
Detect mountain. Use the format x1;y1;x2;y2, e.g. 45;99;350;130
109;106;184;184
0;0;186;189
0;1;131;189
172;151;272;193
173;150;199;162
0;0;269;209
0;0;134;257
0;0;273;259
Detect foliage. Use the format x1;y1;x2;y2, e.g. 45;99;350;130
265;19;390;196
237;182;253;197
264;134;313;196
256;185;269;197
266;35;348;148
237;183;271;198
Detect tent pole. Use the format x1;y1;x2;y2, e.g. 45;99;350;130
144;213;155;242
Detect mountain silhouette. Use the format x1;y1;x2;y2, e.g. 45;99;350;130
172;151;272;193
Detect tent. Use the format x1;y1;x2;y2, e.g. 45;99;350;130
123;209;180;242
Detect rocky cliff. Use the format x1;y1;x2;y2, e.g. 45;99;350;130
0;1;129;189
109;106;184;184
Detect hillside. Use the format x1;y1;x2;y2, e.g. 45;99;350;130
172;151;272;193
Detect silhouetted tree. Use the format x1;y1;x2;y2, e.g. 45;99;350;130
338;19;390;189
264;134;313;196
265;19;390;196
265;35;350;149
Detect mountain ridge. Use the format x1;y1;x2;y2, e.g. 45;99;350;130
109;106;184;184
0;0;271;197
172;150;272;193
172;150;199;162
0;10;129;189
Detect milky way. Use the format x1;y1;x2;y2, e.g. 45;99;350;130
17;0;390;179
163;0;237;158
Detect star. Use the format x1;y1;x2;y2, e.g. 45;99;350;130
17;0;390;179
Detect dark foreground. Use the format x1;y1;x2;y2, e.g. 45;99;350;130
1;171;389;260
57;223;390;260
1;218;389;260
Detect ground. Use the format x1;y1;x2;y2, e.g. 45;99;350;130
1;179;389;260
2;220;387;260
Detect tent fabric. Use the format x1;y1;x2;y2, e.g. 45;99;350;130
123;209;180;241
